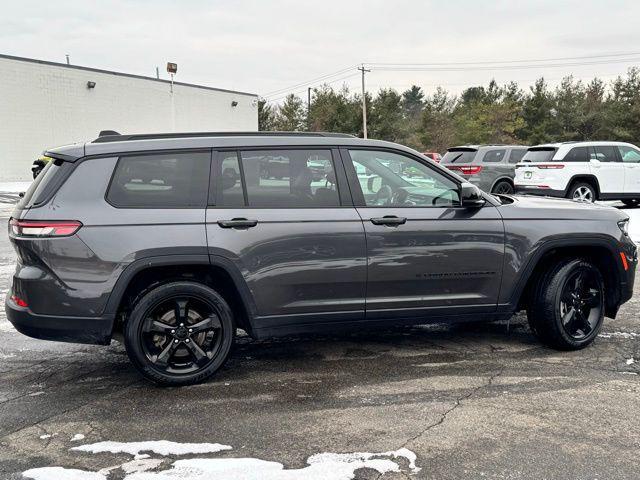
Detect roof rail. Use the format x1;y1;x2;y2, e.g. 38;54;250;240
92;131;356;143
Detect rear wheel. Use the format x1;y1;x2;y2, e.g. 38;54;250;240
492;180;514;195
622;199;640;207
124;282;235;386
527;259;605;350
567;182;596;202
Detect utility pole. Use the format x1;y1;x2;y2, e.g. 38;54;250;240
307;87;312;131
358;64;370;138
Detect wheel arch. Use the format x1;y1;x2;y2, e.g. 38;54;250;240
490;176;514;192
105;254;258;337
510;237;625;318
566;175;601;198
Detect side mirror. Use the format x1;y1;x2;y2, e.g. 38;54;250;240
460;182;485;208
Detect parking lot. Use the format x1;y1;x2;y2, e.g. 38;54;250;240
1;195;639;479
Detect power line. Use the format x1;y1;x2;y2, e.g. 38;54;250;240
364;50;640;67
266;72;359;103
262;65;356;98
370;57;640;72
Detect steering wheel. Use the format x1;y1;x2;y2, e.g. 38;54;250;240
374;184;393;205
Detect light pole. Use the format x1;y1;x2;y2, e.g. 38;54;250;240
167;62;178;132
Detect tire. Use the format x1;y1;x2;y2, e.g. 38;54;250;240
527;259;605;350
567;182;596;203
492;180;514;195
124;281;235;386
622;199;640;207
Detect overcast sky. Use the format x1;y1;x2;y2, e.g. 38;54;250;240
2;0;639;101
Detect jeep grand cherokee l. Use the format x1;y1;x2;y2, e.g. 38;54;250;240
6;132;636;386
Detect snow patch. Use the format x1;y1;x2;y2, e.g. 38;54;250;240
626;358;636;365
598;331;640;339
22;466;106;480
71;434;86;442
124;449;420;480
72;440;232;457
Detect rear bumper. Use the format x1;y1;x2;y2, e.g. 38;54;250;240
5;295;114;345
514;186;566;198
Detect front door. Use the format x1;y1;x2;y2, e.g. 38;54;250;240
342;148;505;320
618;144;640;194
205;148;367;332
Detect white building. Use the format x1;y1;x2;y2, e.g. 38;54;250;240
0;54;258;181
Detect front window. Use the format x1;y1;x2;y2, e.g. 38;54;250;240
347;149;460;207
619;145;640;163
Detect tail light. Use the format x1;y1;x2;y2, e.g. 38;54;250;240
535;164;564;169
10;295;28;308
447;165;482;175
9;219;82;237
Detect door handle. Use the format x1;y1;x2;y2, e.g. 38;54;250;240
370;215;407;226
217;218;258;229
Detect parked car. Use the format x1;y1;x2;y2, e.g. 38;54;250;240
441;145;528;194
6;132;636;386
422;152;442;162
514;141;640;205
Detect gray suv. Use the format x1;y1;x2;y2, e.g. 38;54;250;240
441;145;528;194
6;132;636;386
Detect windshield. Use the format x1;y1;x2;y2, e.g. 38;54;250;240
522;148;557;162
441;150;477;164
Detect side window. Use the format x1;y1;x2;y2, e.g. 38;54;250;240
593;145;618;162
562;147;591;162
618;146;640;163
482;149;506;163
347;149;460;207
508;149;527;164
238;149;339;207
218;152;245;207
107;152;210;208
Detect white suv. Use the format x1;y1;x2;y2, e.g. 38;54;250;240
514;141;640;205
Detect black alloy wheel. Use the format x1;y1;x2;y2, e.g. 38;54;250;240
558;267;603;341
492;181;514;195
125;282;234;386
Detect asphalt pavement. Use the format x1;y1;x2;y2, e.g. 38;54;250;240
0;195;639;479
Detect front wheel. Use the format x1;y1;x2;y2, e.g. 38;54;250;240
527;259;605;350
124;282;235;386
567;182;596;203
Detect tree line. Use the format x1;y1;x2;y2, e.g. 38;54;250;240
259;67;640;152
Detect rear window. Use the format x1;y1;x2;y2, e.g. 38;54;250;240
107;152;210;208
441;150;478;164
482;149;507;163
17;159;66;209
228;149;340;207
508;149;527;164
522;148;557;162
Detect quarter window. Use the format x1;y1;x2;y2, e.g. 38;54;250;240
238;150;339;207
482;149;506;163
562;147;592;163
508;149;527;164
107;152;210;208
347;149;460;207
618;146;640;163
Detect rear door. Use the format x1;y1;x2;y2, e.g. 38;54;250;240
205;147;367;330
591;145;624;194
342;147;504;320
